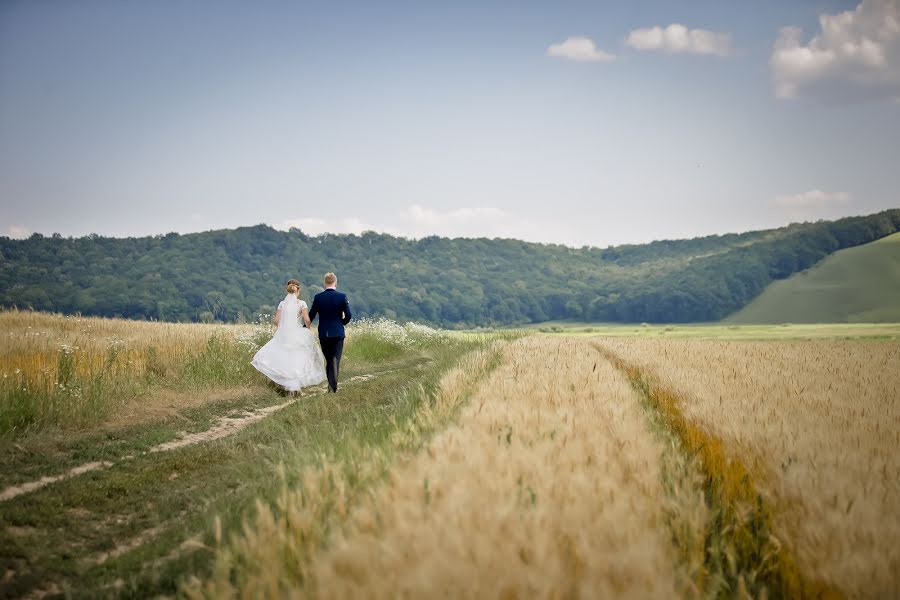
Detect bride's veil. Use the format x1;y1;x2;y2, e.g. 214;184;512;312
277;293;301;337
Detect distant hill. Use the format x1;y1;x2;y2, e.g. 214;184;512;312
727;232;900;324
1;209;899;327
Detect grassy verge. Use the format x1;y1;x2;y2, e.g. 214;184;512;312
0;326;267;438
594;343;841;599
0;326;499;599
0;314;457;489
182;338;505;598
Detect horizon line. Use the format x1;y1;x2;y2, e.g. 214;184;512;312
2;209;897;249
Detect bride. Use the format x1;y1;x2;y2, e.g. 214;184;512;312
251;279;327;394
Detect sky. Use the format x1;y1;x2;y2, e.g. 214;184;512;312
1;0;899;247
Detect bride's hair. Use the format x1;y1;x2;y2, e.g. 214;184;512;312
285;279;300;295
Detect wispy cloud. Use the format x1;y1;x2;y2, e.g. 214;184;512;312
547;36;616;62
774;190;852;207
402;205;506;229
274;217;371;236
770;0;900;101
273;205;555;242
625;24;731;56
3;225;30;239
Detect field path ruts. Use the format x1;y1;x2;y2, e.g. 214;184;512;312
310;337;681;598
595;337;900;598
0;374;378;503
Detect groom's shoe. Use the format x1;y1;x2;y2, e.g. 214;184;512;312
330;385;338;393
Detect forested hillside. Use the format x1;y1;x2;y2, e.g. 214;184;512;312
1;209;898;326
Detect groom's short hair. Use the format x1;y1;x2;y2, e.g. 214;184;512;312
324;272;337;286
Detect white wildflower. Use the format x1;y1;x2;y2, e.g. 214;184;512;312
347;318;443;348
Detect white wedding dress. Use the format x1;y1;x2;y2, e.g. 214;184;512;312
251;294;327;391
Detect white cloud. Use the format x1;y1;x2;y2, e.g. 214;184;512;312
774;190;852;207
770;0;900;101
547;36;616;62
402;205;506;229
396;204;551;240
397;204;574;242
273;205;554;242
4;225;30;239
274;217;371;236
625;24;731;56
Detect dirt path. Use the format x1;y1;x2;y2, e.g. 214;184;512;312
0;461;113;502
0;374;378;503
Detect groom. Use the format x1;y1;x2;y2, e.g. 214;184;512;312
308;272;352;393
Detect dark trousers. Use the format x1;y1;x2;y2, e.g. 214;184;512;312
319;336;344;392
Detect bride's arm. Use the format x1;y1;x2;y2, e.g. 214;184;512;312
301;307;311;328
273;308;282;329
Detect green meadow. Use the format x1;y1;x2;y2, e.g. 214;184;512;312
728;231;900;324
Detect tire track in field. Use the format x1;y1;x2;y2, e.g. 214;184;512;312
593;341;842;599
310;338;681;598
0;374;378;503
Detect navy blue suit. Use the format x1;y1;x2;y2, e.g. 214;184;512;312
308;288;352;392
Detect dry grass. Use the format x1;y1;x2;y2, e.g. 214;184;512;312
0;309;253;381
308;337;681;598
182;341;504;599
0;309;264;435
597;337;900;598
104;385;263;429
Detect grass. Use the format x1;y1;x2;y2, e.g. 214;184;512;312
0;310;265;437
2;363;412;597
0;311;449;438
0;312;497;598
183;340;506;598
728;231;900;324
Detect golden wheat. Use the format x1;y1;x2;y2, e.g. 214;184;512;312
597;337;900;598
308;337;681;598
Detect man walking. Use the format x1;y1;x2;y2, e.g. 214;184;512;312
308;272;352;393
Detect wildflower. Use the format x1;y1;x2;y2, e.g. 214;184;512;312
347;318;443;348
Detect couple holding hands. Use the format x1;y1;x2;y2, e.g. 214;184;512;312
251;272;351;395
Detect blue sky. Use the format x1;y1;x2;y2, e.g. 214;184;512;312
1;0;898;246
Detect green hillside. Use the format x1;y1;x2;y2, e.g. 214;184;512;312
2;209;899;326
727;232;900;323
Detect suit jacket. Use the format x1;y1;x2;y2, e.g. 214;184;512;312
308;288;352;338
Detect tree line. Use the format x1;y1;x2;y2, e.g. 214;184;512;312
1;209;898;326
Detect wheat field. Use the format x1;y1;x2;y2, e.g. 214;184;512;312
596;338;900;598
190;337;708;598
314;337;688;598
3;312;898;598
187;333;900;598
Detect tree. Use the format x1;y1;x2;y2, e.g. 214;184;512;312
1;210;896;326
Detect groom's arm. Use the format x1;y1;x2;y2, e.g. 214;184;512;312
308;297;318;323
341;296;352;325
